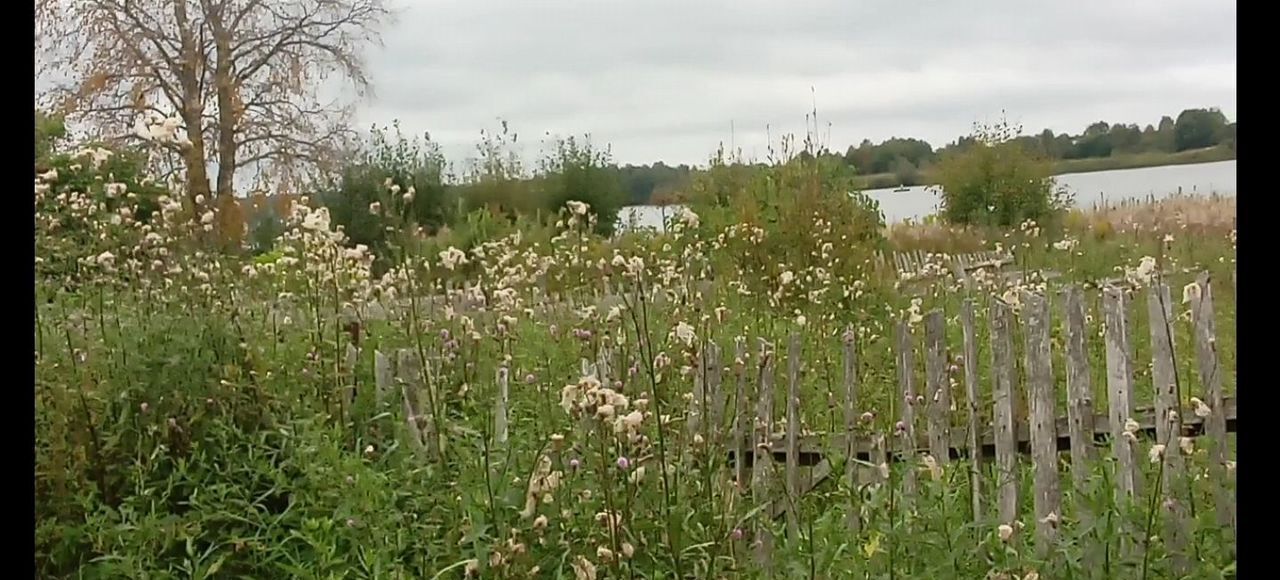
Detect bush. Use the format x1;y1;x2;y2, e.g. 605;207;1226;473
934;118;1072;227
537;135;625;236
315;122;455;271
35;142;169;288
689;137;885;306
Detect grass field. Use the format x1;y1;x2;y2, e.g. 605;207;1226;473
36;155;1236;578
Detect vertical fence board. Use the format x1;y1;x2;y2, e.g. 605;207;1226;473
842;327;861;533
732;338;748;489
495;366;510;446
707;343;725;440
895;321;918;499
924;310;951;465
1103;287;1141;500
752;339;775;568
396;349;432;460
1148;282;1190;571
961;299;983;520
1063;287;1097;489
374;350;395;408
1023;293;1062;552
990;300;1019;524
1190;272;1236;540
785;333;802;540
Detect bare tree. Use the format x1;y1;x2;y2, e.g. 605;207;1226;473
36;0;390;202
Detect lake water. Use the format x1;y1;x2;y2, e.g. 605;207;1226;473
619;159;1237;229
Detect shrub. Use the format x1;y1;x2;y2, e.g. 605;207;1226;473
537;135;625;236
934;118;1072;227
315;122;454;272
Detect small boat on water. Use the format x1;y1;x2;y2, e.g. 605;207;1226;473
893;185;911;193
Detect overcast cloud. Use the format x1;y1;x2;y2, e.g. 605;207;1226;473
353;1;1235;167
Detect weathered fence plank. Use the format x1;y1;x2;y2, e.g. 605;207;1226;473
1103;287;1141;500
732;338;749;488
842;328;861;533
924;310;951;465
707;343;725;440
495;366;510;446
1147;281;1189;573
961;299;983;520
395;349;433;460
752;339;775;568
990;300;1019;525
1062;288;1097;474
895;321;918;499
374;350;395;407
1189;272;1236;542
1023;293;1062;552
785;333;802;540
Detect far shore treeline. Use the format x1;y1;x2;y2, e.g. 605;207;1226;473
614;107;1235;202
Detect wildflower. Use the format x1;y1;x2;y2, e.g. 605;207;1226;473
569;458;580;470
672;321;695;347
916;454;941;480
463;559;480;577
95;251;116;268
439;246;468;270
596;546;614;562
302;207;331;232
533;514;548;530
1191;397;1211;418
616;456;630;471
620;542;635;559
1182;281;1202;304
566;200;589;216
998;524;1014;542
1178;437;1195;455
731;528;744;540
369;202;381;214
1052;238;1078;251
678;207;700;228
571;556;597;580
1129;256;1158;284
1024;571;1041;580
364;445;375;455
1148;444;1166;464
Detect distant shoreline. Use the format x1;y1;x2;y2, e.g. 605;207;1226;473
853;146;1235;190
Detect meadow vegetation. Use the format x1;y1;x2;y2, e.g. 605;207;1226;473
36;113;1236;580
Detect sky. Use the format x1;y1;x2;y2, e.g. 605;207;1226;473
351;0;1236;168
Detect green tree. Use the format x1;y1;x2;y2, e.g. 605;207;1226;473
935;118;1072;227
1174;108;1229;151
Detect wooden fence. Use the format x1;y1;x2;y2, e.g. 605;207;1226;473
715;272;1236;569
366;271;1235;573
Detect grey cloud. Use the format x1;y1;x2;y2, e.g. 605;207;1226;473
354;0;1235;166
